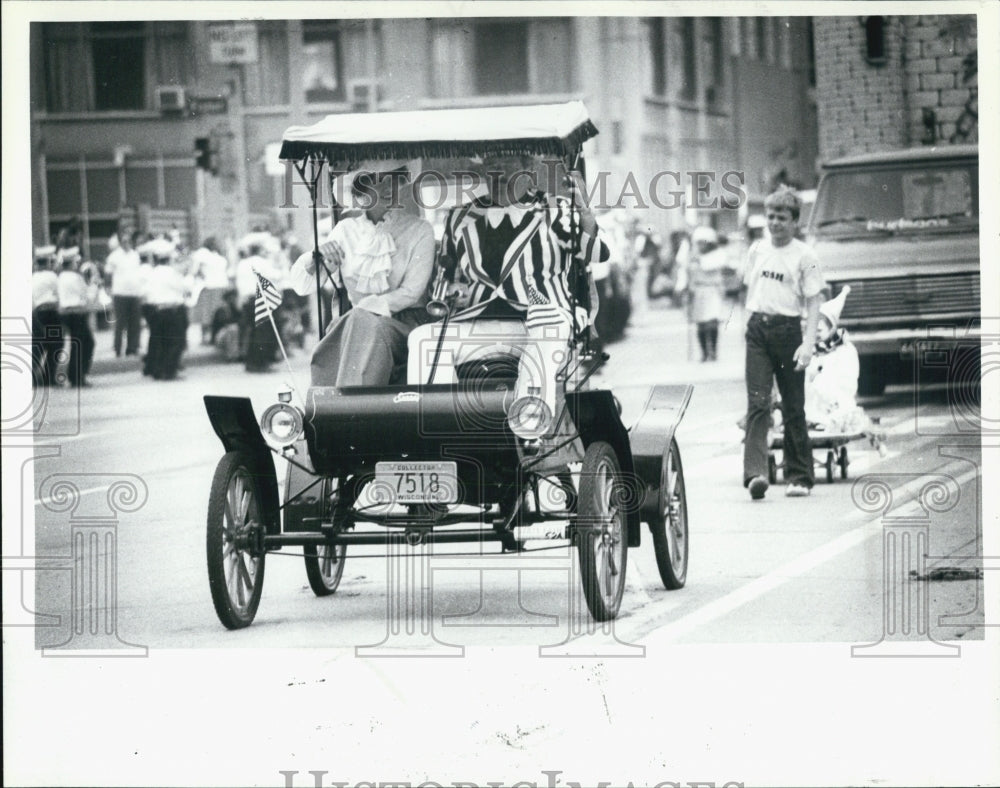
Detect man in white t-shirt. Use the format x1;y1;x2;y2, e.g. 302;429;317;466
105;231;144;356
742;185;825;499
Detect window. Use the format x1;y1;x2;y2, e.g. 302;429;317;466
245;21;290;105
755;18;767;61
474;21;529;94
429;18;570;98
679;18;697;101
703;17;724;103
91;23;145;110
41;22;192;113
302;21;344;102
648;18;667;95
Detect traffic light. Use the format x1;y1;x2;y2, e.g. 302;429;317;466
194;137;219;176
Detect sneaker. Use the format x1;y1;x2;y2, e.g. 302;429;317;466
785;483;811;497
748;476;768;500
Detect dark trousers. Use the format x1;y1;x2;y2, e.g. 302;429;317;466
743;313;813;488
697;320;719;361
60;312;95;387
32;306;62;386
242;298;277;372
113;295;142;356
144;305;187;380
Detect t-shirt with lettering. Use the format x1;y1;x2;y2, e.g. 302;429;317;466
743;238;825;317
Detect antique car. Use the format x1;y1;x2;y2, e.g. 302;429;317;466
203;102;692;629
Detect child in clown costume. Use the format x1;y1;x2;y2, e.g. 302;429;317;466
804;286;886;454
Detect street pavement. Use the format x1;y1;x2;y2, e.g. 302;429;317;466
8;288;994;787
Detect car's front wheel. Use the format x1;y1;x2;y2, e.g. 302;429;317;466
206;451;267;629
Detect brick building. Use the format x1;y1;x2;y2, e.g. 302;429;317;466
29;15;818;259
813;14;978;160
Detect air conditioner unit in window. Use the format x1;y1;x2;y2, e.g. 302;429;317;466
155;86;187;114
347;79;380;113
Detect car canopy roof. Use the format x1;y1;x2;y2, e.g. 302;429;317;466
279;101;598;164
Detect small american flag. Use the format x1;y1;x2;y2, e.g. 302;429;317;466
525;285;567;330
253;270;282;326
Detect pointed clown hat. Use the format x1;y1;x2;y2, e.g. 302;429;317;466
820;285;851;329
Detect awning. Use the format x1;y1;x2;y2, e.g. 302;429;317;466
279;101;598;163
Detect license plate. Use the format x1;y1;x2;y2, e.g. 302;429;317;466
375;461;459;504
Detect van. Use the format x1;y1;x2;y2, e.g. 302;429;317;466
807;145;980;396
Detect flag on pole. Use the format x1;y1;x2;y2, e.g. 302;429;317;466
253;269;282;326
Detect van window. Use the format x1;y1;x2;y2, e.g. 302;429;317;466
810;163;978;235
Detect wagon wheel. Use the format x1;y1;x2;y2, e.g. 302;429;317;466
303;478;347;596
650;438;688;590
575;441;628;621
206;451;268;629
825;450;835;484
767;454;777;485
304;542;347;596
839;446;849;479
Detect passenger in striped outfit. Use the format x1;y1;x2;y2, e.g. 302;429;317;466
406;154;609;423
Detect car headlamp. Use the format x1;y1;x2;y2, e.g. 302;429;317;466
507;395;553;439
260;403;304;446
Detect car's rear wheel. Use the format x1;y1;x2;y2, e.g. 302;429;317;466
304;542;347;596
575;441;628;621
650;438;688;590
207;451;267;629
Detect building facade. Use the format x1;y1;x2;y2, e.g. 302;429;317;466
30;16;818;259
813;14;978;160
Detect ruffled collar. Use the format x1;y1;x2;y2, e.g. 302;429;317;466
339;214;396;294
815;327;846;355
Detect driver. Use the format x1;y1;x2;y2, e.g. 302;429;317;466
406;154;609;418
290;164;435;386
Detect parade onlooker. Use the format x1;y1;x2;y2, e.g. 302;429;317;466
236;237;281;373
190;237;231;344
142;239;189;380
211;289;242;362
105;230;144;356
32;246;62;387
684;226;728;362
56;247;96;388
742;185;825;499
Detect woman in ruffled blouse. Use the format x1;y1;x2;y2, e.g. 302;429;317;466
290;165;435;387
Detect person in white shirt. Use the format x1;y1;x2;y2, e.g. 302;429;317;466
32;246;62;387
142;239;189;380
105;230;144;357
57;247;95;387
288;165;435;387
679;226;729;362
190;237;231;344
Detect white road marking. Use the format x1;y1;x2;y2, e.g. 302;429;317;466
636;463;980;645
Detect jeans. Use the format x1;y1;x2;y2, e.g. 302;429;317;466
113;295;142;356
743;312;813;488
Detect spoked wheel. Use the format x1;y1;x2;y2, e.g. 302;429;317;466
207;451;268;629
304;543;347;596
303;479;347;596
650;438;689;590
575;441;628;621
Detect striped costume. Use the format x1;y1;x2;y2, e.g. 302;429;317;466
407;191;610;410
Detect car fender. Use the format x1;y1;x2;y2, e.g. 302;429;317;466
203;395;280;535
565;389;641;547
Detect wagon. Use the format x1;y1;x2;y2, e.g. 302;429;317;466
203;101;692;628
